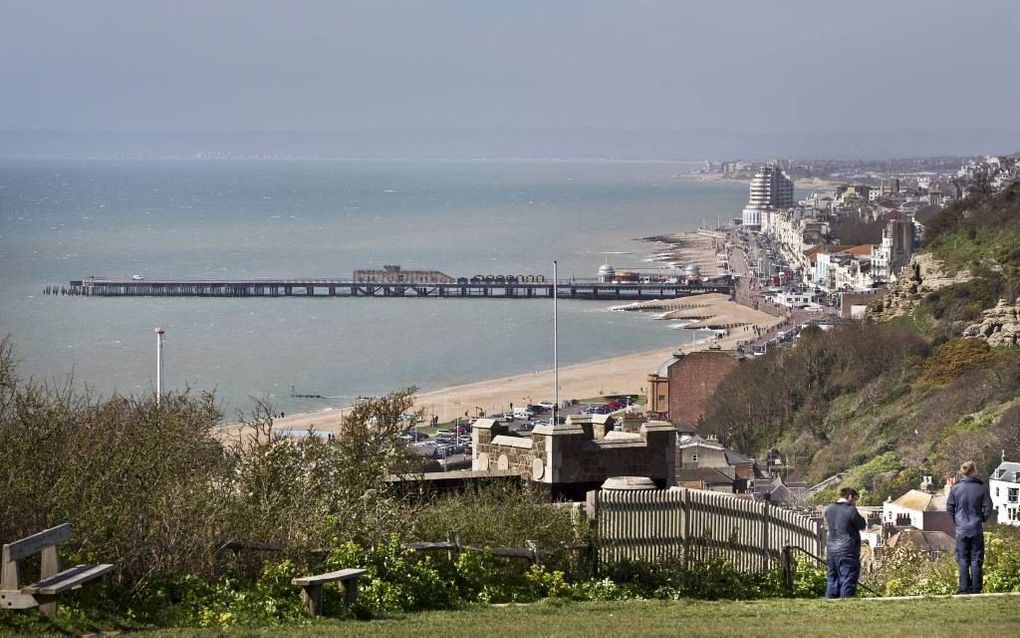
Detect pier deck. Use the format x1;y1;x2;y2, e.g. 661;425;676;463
61;277;731;301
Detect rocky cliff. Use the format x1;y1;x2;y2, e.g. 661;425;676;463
869;253;972;321
962;298;1020;347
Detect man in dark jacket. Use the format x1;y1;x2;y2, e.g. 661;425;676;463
946;460;994;594
824;487;867;598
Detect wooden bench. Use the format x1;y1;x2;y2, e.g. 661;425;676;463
291;568;366;616
1;523;114;617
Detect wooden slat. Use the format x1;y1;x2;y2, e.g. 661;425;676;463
23;564;113;595
291;568;366;587
3;524;72;562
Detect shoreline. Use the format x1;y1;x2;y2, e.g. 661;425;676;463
219;231;783;439
237;294;783;438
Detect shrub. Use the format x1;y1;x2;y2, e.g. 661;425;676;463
923;338;998;384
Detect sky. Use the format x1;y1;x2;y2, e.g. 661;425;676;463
2;0;1019;134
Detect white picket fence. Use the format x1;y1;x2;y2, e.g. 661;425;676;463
591;485;824;572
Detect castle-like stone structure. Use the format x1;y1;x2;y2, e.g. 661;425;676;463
471;414;676;500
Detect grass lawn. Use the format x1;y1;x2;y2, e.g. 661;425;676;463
141;596;1019;637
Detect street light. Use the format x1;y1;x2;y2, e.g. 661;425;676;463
154;326;165;405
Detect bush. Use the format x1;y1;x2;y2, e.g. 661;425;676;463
923;338;999;385
410;481;585;574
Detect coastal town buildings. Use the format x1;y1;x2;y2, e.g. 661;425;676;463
990;458;1020;526
676;433;758;493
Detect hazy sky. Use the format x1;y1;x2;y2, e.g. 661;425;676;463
2;0;1018;133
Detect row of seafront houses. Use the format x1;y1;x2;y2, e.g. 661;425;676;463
739;156;1020;315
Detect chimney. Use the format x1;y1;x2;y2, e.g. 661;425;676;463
920;475;934;493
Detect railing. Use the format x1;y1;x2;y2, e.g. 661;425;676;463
591;486;825;573
404;531;591;566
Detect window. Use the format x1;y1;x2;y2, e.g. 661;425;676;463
692;453;699;463
1009;488;1019;504
995;487;999;497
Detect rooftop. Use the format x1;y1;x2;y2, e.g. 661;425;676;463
892;489;948;512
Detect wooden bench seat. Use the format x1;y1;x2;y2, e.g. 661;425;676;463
1;524;113;617
22;563;114;596
291;568;366;615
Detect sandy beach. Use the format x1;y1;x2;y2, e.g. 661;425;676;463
217;230;783;439
244;294;782;437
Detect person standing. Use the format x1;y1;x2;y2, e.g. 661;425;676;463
824;487;867;599
946;461;994;594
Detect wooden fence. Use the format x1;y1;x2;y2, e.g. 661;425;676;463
590;485;824;572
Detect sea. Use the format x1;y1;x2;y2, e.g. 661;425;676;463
0;159;748;417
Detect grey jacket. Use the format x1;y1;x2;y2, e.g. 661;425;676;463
946;476;993;537
825;500;866;557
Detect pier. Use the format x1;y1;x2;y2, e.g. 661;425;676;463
57;277;732;301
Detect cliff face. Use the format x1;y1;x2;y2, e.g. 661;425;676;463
963;298;1020;348
869;253;972;321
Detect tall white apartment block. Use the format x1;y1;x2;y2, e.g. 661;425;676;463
742;164;795;230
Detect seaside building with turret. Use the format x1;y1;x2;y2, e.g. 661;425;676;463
742;164;795;231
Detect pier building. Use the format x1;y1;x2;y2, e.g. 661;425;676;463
352;265;455;284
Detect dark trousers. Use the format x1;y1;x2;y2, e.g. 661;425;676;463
956;533;984;594
826;553;861;599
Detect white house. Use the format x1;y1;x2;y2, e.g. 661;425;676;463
882;476;955;537
990;459;1020;526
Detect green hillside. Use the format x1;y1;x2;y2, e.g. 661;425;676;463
701;183;1020;500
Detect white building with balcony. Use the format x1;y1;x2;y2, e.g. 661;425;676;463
990;459;1020;526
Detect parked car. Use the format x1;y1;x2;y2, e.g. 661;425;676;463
537;401;556;410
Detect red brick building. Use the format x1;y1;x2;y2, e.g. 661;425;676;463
646;348;743;427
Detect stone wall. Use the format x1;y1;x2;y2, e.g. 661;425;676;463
471;418;676;498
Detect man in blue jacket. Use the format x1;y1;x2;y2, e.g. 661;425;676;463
824;487;867;598
946;460;994;594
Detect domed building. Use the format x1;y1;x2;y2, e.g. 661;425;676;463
597;263;616;283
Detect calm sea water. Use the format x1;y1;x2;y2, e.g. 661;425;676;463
0;159;747;416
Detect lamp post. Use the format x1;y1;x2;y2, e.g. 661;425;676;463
552;260;559;427
154;326;165;405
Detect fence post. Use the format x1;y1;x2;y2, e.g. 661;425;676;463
781;545;794;594
587;489;600;575
525;540;540;566
447;530;462;563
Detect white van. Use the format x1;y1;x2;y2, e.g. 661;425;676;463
513;408;534;419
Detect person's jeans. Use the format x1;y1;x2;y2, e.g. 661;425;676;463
956;533;984;594
826;553;861;599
